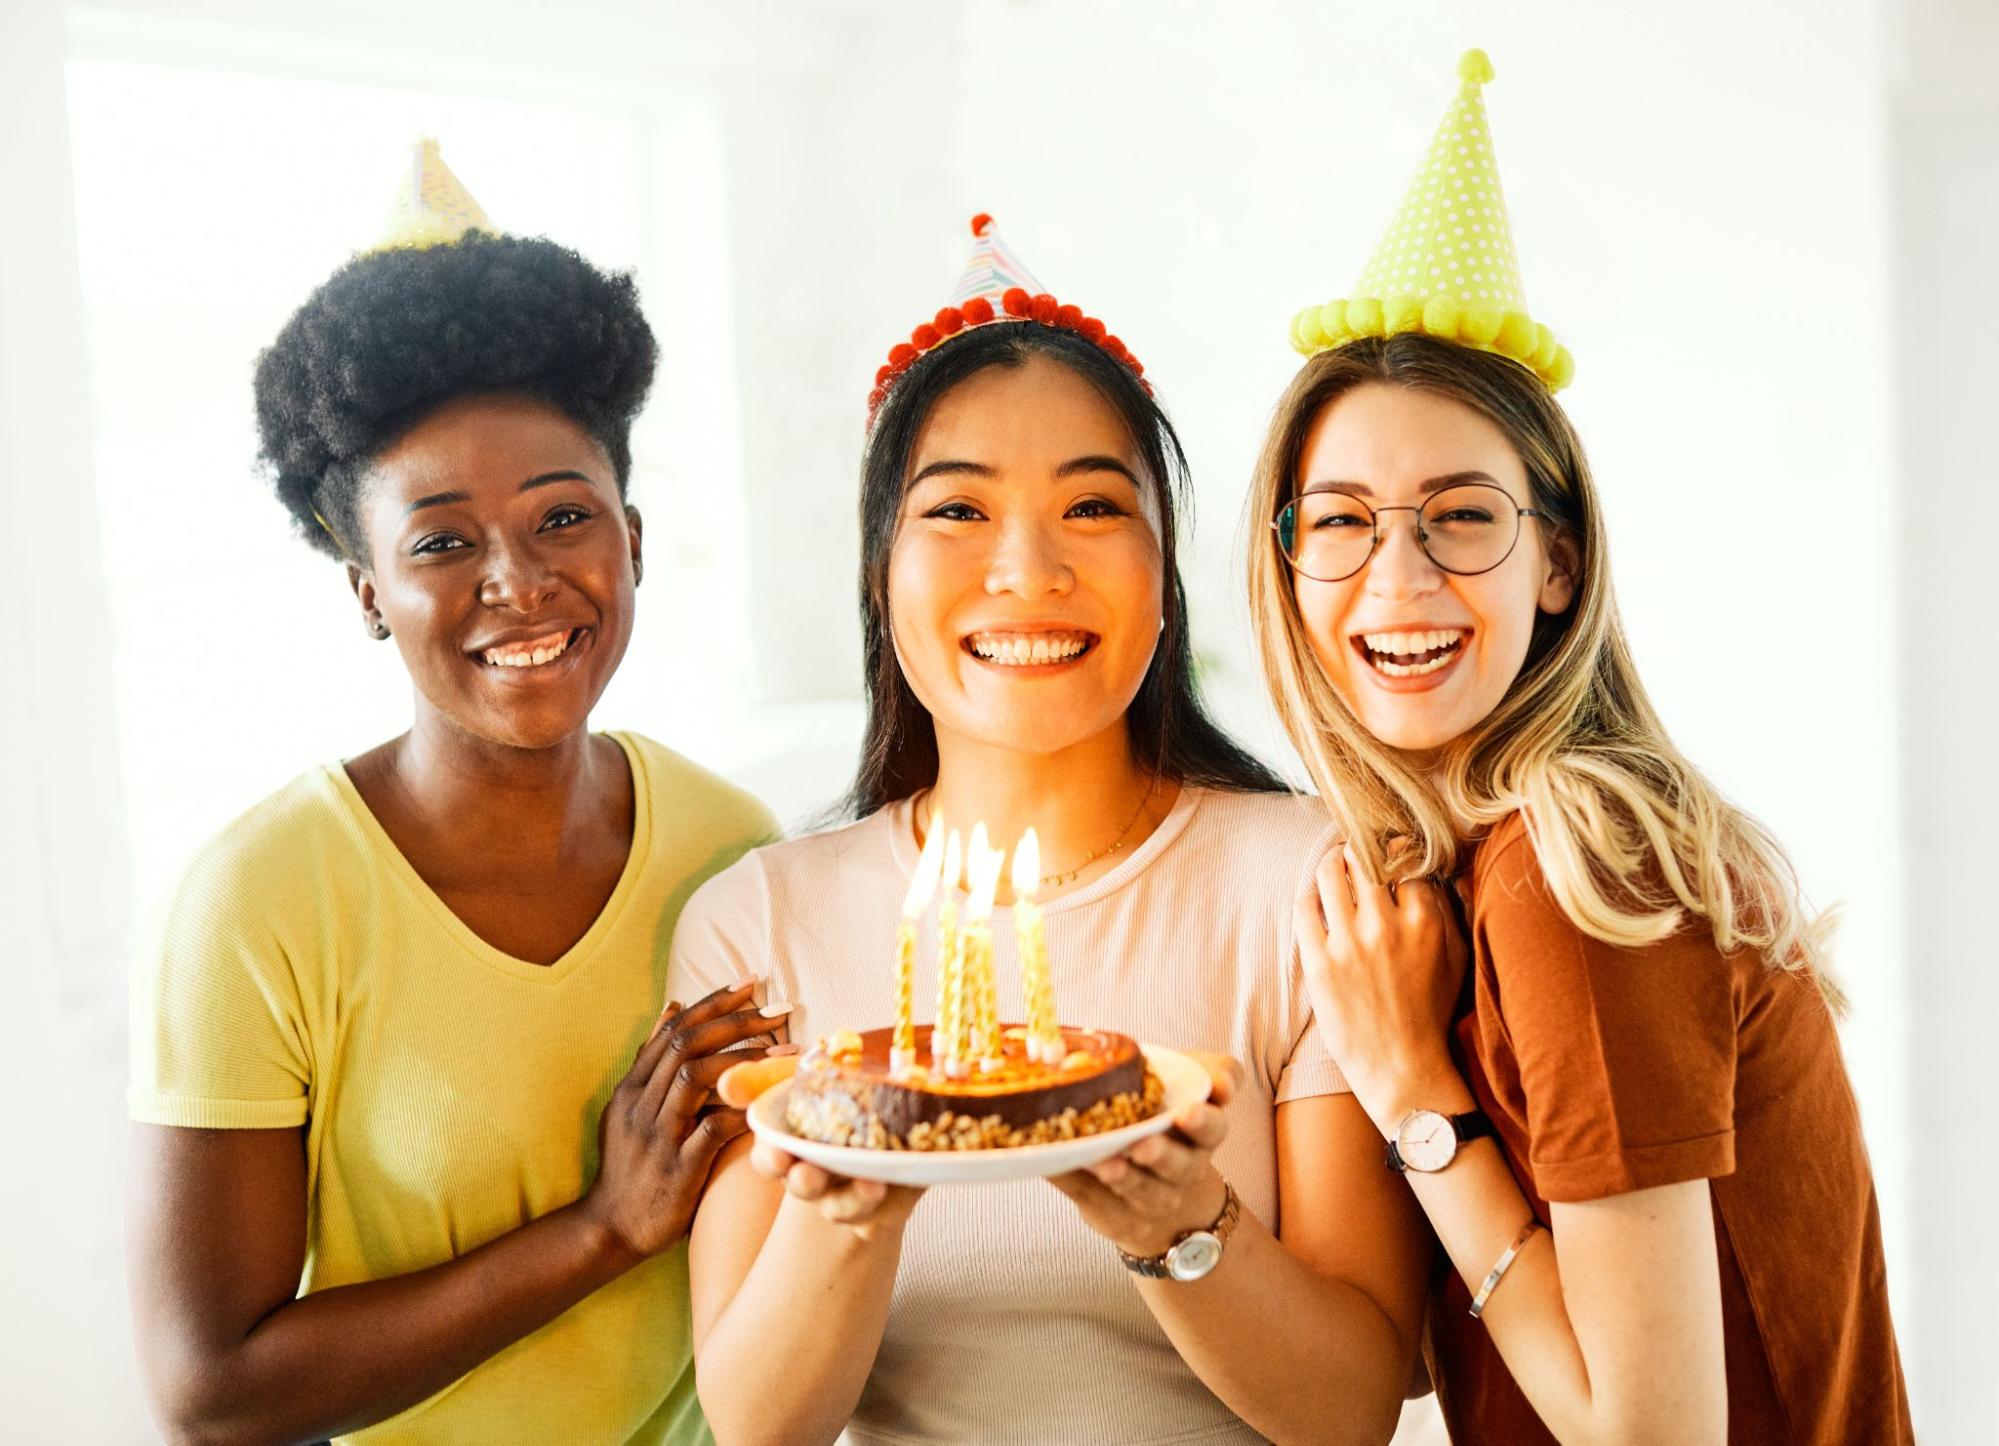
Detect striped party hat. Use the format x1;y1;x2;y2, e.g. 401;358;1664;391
1289;50;1573;391
370;138;494;253
868;214;1147;422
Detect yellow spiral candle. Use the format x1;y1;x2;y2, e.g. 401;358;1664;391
896;816;946;1073
1011;829;1062;1064
934;829;964;1075
893;919;917;1065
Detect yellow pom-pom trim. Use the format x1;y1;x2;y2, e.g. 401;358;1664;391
1458;49;1494;85
1293;305;1328;353
1422;295;1462;339
1285;290;1573;392
1460;305;1504;348
1495;311;1537;360
1546;346;1576;391
1531;323;1559;373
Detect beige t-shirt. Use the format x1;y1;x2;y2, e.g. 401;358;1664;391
669;786;1347;1445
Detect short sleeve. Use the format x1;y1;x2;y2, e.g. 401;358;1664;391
1276;822;1351;1104
1475;827;1738;1202
665;852;774;1010
129;845;313;1130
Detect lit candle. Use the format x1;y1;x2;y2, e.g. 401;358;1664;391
1012;829;1062;1064
963;829;1004;1072
933;829;964;1077
895;815;946;1074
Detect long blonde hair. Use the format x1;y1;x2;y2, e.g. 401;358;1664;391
1246;335;1841;1009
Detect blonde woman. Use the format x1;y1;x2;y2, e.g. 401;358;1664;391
1244;329;1910;1443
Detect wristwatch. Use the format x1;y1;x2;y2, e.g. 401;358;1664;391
1385;1108;1495;1174
1118;1181;1242;1281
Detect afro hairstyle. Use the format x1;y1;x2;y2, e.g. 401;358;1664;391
254;231;658;561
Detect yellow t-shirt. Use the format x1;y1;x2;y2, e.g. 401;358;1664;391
130;731;777;1444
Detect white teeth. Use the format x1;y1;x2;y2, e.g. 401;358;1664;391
482;631;573;668
1373;653;1456;677
967;631;1091;666
1361;628;1464;658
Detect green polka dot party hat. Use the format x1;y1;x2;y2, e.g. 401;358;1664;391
1290;49;1573;391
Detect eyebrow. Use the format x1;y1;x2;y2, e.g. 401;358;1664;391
404;470;599;516
906;455;1143;488
1298;470;1499;500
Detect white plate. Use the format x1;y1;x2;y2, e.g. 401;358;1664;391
746;1043;1211;1186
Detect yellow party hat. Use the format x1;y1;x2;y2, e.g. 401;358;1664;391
370;138;494;252
1290;50;1573;391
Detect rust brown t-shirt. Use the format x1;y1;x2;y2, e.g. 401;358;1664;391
1424;814;1910;1445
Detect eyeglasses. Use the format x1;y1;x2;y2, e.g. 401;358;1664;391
1272;482;1544;583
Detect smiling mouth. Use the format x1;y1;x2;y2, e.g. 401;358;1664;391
475;627;587;669
962;630;1098;668
1351;628;1468;678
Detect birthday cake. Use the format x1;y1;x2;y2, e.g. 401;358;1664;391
785;1023;1163;1152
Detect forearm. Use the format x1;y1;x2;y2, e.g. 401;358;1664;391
1133;1212;1410;1446
157;1202;635;1445
1377;1070;1694;1446
695;1195;907;1446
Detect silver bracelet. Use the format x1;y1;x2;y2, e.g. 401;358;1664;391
1468;1218;1544;1319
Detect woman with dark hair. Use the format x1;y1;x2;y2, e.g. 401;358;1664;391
670;219;1430;1445
126;149;783;1444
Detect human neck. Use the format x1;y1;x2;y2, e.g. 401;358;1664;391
920;724;1171;903
384;704;615;858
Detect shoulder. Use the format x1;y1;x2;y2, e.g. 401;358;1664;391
616;732;778;846
167;769;358;929
1468;812;1548;909
1177;786;1341;893
678;808;890;932
1181;786;1336;854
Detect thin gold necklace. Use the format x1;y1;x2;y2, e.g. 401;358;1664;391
1038;781;1158;888
913;781;1158;890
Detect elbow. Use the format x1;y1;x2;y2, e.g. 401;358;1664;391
141;1363;275;1446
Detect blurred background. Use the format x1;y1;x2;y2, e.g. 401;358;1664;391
2;0;1992;1438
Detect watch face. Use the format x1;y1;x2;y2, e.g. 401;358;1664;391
1397;1110;1457;1173
1167;1231;1222;1281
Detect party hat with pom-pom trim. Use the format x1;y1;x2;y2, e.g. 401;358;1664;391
868;214;1149;423
369;138;494;253
1289;50;1573;391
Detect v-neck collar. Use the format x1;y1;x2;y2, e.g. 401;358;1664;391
324;730;651;984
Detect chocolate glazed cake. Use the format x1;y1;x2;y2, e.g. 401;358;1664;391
785;1024;1165;1151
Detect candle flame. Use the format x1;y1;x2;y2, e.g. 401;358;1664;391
903;814;946;917
943;829;963;898
965;833;1004;919
1012;827;1041;900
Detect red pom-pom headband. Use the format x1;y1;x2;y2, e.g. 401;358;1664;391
866;215;1151;423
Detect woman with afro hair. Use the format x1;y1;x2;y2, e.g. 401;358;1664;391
127;215;783;1444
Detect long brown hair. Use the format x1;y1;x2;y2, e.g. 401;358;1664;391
1245;334;1841;1007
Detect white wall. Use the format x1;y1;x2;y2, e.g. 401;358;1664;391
1890;0;1999;1436
0;0;143;1435
10;0;1982;1435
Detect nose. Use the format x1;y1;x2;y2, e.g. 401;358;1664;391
479;534;560;613
983;516;1074;599
1362;510;1444;602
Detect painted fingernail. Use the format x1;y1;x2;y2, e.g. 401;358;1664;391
730;974;760;991
765;1042;801;1056
759;1002;792;1017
